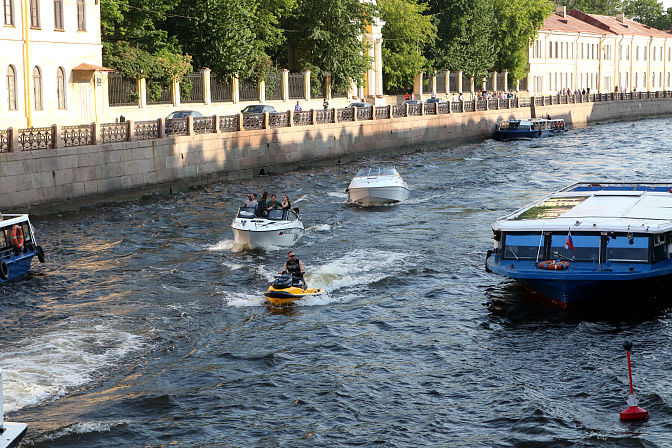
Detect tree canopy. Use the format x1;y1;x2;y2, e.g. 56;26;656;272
99;0;568;93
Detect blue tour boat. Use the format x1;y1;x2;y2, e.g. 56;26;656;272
0;214;45;282
493;118;566;141
485;182;672;305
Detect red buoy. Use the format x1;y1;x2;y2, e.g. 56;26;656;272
619;340;648;420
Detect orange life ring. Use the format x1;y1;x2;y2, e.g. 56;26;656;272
538;260;569;270
11;225;24;250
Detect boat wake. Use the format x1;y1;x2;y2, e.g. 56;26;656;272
31;420;132;445
0;323;146;412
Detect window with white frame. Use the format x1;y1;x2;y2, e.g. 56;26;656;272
33;66;43;110
3;0;13;25
29;0;39;28
76;0;85;31
57;67;66;109
54;0;62;30
6;65;17;110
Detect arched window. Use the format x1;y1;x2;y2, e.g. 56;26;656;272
652;72;655;88
57;67;66;109
33;66;43;110
643;72;647;89
6;65;17;110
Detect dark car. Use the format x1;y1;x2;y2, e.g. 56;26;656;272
241;104;277;114
425;98;446;104
401;99;423;105
166;110;204;119
346;102;373;108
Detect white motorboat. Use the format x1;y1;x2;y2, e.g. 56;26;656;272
346;167;409;206
231;207;305;249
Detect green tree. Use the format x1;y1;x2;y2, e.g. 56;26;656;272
493;0;553;83
429;0;496;81
555;0;621;14
377;0;436;94
278;0;374;93
623;0;665;27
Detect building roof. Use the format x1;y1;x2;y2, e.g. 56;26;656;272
72;63;115;72
541;8;672;38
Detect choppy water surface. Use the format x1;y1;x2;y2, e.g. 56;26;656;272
6;117;672;447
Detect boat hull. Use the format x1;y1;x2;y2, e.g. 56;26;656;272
348;186;409;206
264;285;327;306
232;227;304;249
493;129;566;141
0;422;27;448
0;253;36;283
487;254;672;306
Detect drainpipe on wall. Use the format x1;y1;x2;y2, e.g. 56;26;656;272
22;0;32;128
575;33;580;92
648;36;653;91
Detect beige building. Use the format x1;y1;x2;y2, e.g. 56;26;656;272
528;6;672;95
1;0;105;129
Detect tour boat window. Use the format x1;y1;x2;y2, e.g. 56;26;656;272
503;233;544;260
605;234;648;262
550;233;601;261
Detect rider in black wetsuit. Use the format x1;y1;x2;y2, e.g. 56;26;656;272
282;251;306;289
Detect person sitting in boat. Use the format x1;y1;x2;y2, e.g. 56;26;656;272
281;195;291;210
281;251;306;289
267;194;281;210
243;193;258;208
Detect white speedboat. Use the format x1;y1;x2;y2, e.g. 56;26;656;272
346;167;409;206
231;207;304;249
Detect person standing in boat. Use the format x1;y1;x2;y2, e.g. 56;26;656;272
243;193;258;208
281;195;291;210
267;194;281;210
282;251;306;289
255;192;268;217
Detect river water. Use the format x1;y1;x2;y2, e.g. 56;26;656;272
5;117;672;447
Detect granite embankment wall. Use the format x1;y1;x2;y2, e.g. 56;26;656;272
3;98;672;213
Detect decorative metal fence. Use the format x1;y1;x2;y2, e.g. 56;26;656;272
211;74;233;102
265;74;282;101
461;74;471;93
240;79;258;101
288;74;304;99
7;91;670;151
182;73;204;103
0;129;10;152
485;76;494;92
422;75;431;94
497;73;507;91
449;73;460;92
436;74;446;93
146;80;171;105
61;124;93;146
108;73;138;106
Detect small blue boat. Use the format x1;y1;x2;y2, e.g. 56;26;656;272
486;182;672;305
0;214;45;282
493;118;567;141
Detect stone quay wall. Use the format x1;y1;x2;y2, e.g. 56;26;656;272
3;96;672;214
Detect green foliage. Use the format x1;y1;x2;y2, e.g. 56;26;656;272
103;41;192;87
555;0;621;14
624;0;665;28
377;0;436;94
429;0;496;80
279;0;373;93
493;0;553;83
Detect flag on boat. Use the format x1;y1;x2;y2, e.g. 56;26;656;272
565;230;575;251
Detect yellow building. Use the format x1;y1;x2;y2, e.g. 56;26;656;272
528;6;672;94
1;0;106;129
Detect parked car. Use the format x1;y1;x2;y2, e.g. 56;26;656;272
401;99;423;105
166;110;204;119
425;98;446;104
241;104;277;114
346;102;373;108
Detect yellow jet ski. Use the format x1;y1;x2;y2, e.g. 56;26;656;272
264;272;327;306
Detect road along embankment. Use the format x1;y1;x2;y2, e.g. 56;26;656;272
3;97;671;214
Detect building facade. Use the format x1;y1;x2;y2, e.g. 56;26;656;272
1;0;104;129
529;6;672;95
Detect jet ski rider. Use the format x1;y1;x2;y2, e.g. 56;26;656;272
281;251;306;290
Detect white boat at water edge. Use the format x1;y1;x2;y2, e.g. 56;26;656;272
346;167;409;206
0;370;27;448
231;207;305;249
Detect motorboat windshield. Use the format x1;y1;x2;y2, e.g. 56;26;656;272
355;167;399;177
268;209;299;221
